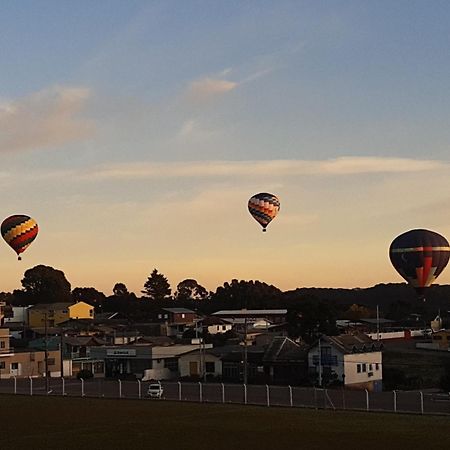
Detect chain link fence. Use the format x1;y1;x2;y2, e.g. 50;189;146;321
0;377;449;415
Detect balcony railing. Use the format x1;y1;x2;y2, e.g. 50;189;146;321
312;355;338;366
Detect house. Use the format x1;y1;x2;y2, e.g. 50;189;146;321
158;308;199;338
308;334;383;391
201;316;233;335
178;348;222;379
210;344;266;384
142;343;214;381
212;309;288;327
262;337;309;385
0;302;5;326
28;301;94;328
0;327;61;378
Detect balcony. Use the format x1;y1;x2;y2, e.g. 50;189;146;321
312;355;338;367
0;347;14;356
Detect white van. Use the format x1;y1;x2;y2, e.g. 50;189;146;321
147;382;164;399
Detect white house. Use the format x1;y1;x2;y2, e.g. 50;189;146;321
308;334;383;392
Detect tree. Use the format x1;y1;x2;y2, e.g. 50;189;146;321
19;265;71;304
175;279;209;302
72;287;106;310
113;283;129;297
141;269;171;301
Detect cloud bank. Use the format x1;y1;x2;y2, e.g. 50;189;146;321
84;156;446;180
0;86;94;153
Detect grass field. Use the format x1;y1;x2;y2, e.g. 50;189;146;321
1;395;449;450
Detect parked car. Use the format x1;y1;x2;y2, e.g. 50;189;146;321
147;382;164;399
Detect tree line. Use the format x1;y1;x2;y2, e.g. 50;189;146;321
2;264;450;329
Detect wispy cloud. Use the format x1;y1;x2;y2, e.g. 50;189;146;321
185;77;238;102
0;86;94;153
81;156;447;180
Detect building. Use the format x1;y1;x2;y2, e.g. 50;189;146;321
28;302;95;328
0;328;61;379
158;308;199;338
212;309;288;326
262;337;309;385
0;302;5;326
308;334;383;391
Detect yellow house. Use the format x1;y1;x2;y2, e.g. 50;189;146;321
28;301;94;328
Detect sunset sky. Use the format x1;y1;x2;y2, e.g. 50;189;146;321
1;1;450;295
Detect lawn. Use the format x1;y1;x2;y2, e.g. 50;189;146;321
1;395;449;449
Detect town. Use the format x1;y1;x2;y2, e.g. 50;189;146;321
1;265;450;413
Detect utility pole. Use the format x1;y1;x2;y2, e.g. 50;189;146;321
318;336;322;387
376;305;380;342
44;312;49;392
243;316;248;385
59;328;64;378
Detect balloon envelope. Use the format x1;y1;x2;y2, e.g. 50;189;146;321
248;193;280;231
389;229;450;295
1;215;38;259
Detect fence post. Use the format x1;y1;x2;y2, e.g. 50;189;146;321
244;384;247;405
138;380;141;399
178;381;182;401
221;383;225;403
81;378;85;397
313;387;317;410
118;379;122;399
61;377;65;396
393;390;397;413
266;385;270;407
342;387;346;410
199;382;203;403
365;389;369;411
29;376;33;396
13;377;17;395
420;391;424;415
289;385;293;407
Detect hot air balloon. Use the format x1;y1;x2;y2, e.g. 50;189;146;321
389;229;450;298
248;193;280;232
1;215;38;260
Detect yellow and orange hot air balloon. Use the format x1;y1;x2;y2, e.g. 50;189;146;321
1;215;38;260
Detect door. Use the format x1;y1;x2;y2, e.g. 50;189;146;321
189;361;198;376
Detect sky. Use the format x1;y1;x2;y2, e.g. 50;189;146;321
1;0;450;295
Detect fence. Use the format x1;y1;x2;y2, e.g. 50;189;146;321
0;377;449;415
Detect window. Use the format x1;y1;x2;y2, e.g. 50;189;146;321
164;359;178;372
48;358;56;366
158;314;162;319
205;362;215;373
369;364;373;371
362;363;367;372
222;325;227;331
357;364;361;373
0;361;5;369
11;363;18;370
181;313;185;319
0;341;5;348
89;309;93;317
375;363;379;371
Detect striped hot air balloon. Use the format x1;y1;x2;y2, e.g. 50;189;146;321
1;215;39;260
248;193;280;232
389;229;450;298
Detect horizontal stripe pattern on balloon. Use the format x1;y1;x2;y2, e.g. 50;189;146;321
389;229;450;295
248;193;280;231
1;215;39;258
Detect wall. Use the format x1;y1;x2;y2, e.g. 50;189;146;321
69;302;94;320
178;351;222;378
